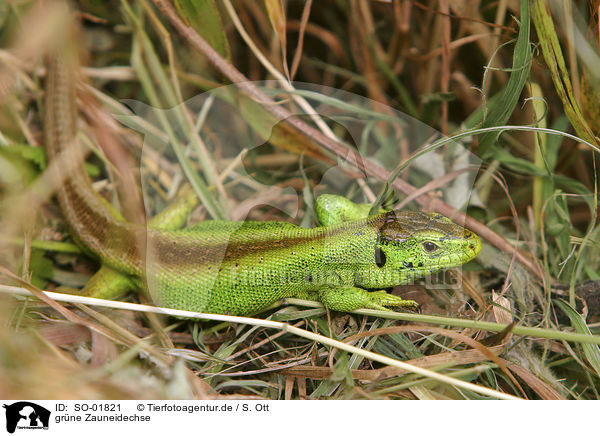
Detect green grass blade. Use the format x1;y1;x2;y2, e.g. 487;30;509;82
554;299;600;379
479;0;532;158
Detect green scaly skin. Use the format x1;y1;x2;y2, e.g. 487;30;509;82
45;52;482;316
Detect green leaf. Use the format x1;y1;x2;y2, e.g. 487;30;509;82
479;0;532;158
1;144;46;168
0;145;46;187
174;0;231;61
544;116;570;171
554;299;600;379
27;249;55;289
491;147;547;176
331;352;352;383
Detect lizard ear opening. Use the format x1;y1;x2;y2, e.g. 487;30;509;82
375;246;386;268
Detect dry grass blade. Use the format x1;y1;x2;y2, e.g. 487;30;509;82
275;345;505;381
498;358;566;400
333;324;526;397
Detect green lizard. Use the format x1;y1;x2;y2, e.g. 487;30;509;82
44;48;481;316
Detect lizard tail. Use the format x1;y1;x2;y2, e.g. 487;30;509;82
44;11;144;276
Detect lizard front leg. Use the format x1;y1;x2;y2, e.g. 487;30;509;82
298;286;418;312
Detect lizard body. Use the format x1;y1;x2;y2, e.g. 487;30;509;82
44;50;481;316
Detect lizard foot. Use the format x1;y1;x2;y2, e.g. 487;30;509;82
317;286;419;312
362;290;419;311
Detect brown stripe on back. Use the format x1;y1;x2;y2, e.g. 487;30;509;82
149;215;387;267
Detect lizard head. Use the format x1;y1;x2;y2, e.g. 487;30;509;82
373;211;481;280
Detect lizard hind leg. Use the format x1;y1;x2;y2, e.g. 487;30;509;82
316;286;418;312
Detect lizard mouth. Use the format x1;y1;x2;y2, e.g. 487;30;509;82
465;234;482;260
448;235;482;266
417;234;482;273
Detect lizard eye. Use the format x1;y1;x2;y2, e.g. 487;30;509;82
422;241;439;253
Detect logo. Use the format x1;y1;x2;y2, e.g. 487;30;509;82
3;402;50;434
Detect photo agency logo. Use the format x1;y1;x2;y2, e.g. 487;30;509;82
117;80;482;302
2;402;50;434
